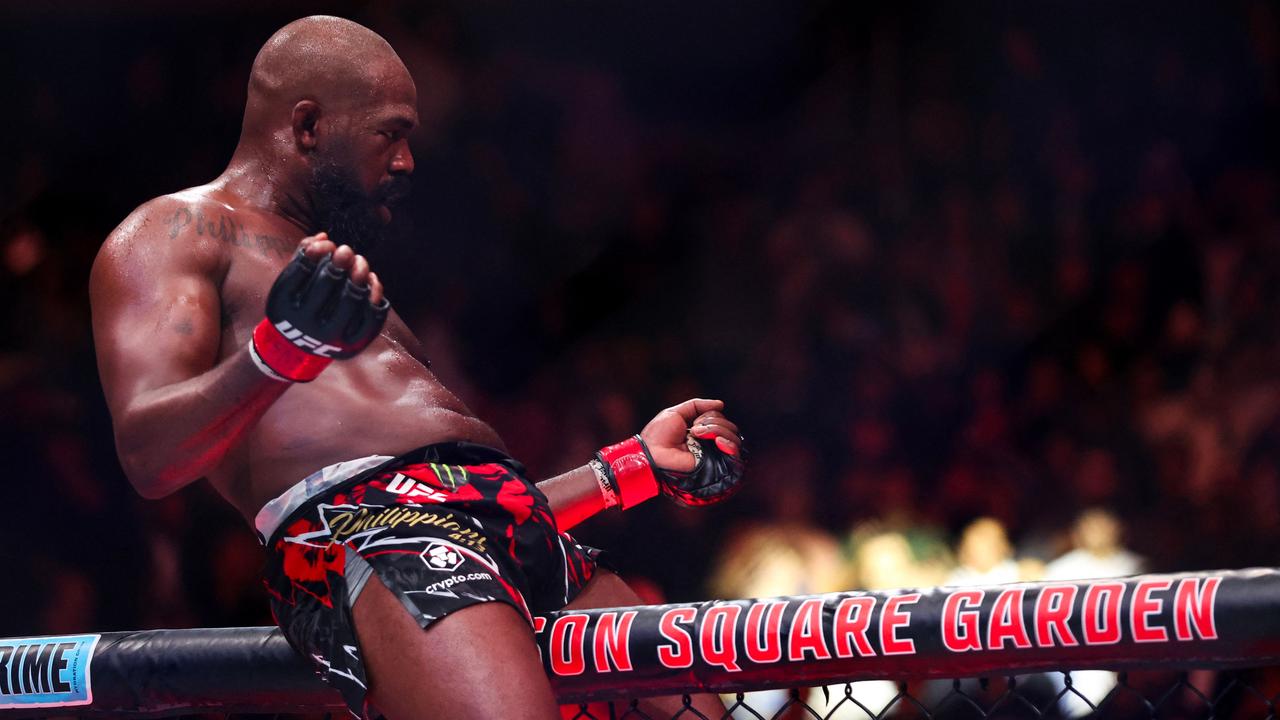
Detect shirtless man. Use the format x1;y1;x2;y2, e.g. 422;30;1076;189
90;16;743;720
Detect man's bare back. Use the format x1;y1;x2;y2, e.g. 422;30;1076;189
93;182;502;519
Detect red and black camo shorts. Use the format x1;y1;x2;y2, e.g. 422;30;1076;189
259;441;599;719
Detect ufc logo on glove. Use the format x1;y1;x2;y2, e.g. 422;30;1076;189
273;320;342;358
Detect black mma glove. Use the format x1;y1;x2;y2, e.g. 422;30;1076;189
249;248;390;382
657;433;747;506
592;434;745;509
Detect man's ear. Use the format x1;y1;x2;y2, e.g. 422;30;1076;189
291;100;321;151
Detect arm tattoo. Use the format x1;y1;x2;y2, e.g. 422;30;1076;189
168;207;294;259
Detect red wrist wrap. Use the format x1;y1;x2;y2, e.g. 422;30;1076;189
598;435;660;509
251;318;332;383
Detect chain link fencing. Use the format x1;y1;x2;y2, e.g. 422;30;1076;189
6;570;1279;720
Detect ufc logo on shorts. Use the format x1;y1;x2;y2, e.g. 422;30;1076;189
274;320;342;357
386;473;449;502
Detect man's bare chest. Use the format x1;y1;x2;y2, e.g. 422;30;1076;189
169;205;308;348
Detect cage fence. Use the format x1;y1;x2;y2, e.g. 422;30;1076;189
5;569;1279;720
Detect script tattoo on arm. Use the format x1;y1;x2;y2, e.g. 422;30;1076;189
167;207;295;259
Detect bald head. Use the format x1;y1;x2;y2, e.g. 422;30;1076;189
231;16;418;245
243;16;414;138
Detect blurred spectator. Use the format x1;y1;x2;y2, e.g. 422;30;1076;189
709;525;845;720
1044;508;1144;581
946;518;1039;587
708;525;845;600
1043;509;1145;717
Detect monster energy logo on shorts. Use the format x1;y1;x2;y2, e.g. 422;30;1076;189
0;634;98;709
429;463;469;490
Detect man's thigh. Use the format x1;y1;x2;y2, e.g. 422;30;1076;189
352;572;561;720
562;568;648;611
565;570;728;719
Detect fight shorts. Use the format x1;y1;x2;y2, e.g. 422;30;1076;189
257;442;600;719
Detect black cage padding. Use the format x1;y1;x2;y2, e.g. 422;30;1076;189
2;568;1278;717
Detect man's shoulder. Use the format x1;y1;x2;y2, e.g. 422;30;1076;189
96;187;233;278
105;186;231;246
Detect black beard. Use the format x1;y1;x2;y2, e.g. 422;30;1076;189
308;158;409;253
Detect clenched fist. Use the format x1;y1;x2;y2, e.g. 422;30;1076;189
248;233;390;382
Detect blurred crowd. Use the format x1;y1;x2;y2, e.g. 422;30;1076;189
1;0;1278;644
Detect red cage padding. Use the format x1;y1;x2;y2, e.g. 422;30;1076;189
1;568;1278;717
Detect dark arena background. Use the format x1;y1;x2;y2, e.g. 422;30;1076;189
1;1;1279;718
